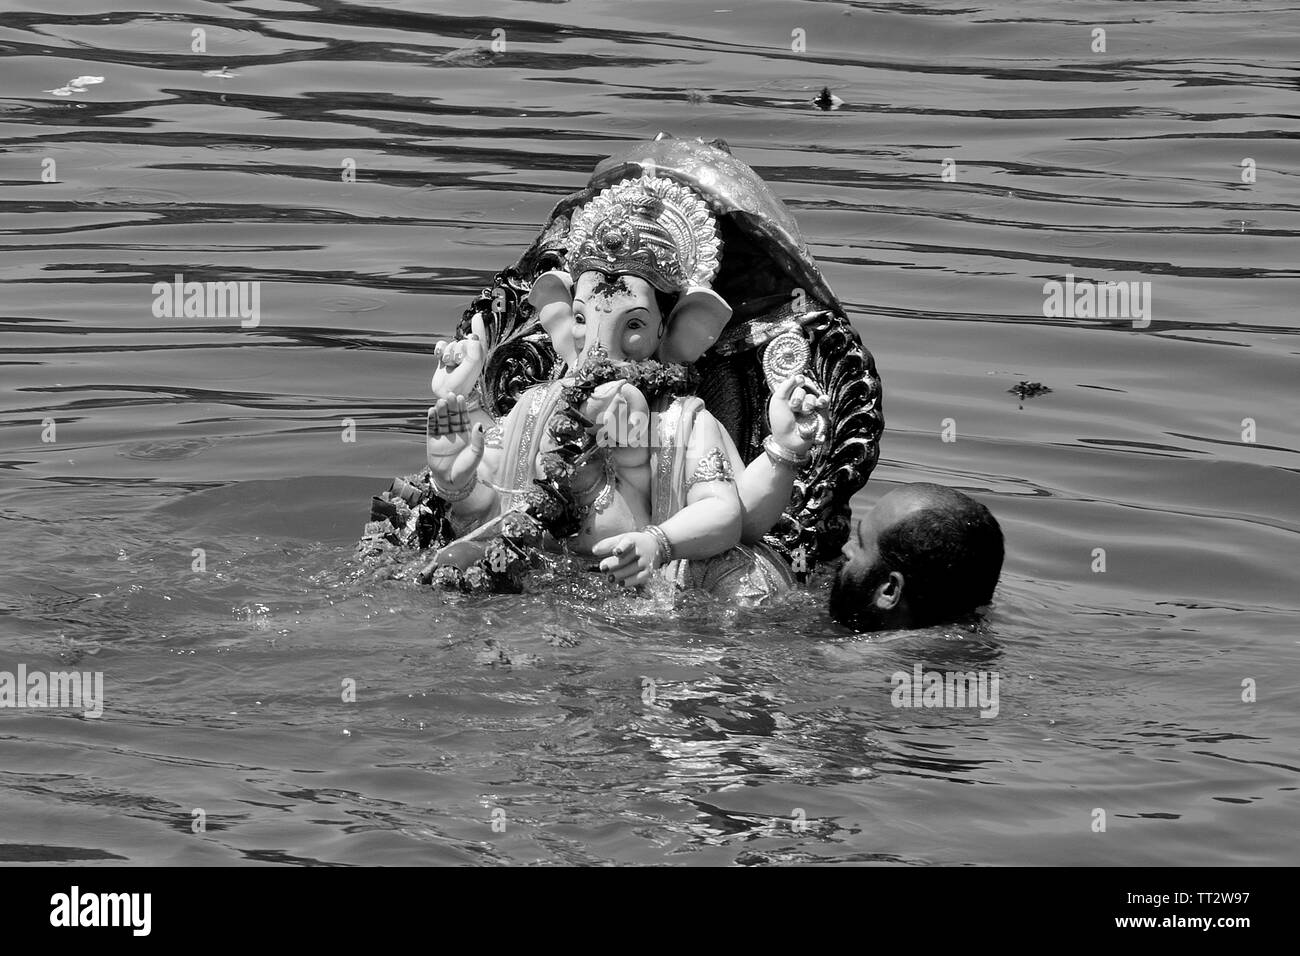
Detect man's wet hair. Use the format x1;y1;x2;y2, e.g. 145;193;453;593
877;486;1004;626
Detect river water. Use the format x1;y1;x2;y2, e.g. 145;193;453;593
1;0;1297;865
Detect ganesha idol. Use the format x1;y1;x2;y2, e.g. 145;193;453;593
360;135;884;603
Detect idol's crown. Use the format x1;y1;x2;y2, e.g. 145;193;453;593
567;175;721;293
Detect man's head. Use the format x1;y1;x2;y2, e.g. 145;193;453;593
830;483;1004;632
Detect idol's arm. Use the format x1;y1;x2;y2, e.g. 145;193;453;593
659;412;742;557
657;488;743;561
592;412;742;586
429;318;498;519
738;453;799;545
737;373;828;543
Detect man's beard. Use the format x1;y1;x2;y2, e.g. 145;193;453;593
829;561;894;632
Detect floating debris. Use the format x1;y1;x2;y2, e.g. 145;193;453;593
813;87;843;111
433;45;498;66
474;638;539;668
45;75;104;96
544;626;581;648
1008;381;1052;401
686;89;710;105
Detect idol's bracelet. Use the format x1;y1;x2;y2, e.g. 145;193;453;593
433;472;478;503
763;435;812;468
641;524;674;569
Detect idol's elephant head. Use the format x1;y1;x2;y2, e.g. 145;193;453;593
527;268;731;367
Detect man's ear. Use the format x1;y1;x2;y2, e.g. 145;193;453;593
527;270;577;366
658;286;732;365
874;571;906;611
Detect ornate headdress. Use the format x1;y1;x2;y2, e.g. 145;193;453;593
566;175;722;293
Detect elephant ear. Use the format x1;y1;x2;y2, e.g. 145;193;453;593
659;287;733;365
527;269;577;367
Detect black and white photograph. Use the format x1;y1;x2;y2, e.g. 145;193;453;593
0;0;1294;902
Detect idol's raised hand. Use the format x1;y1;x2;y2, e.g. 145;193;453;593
768;374;829;456
426;394;485;494
431;315;486;401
